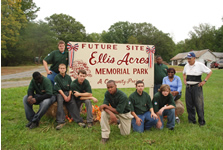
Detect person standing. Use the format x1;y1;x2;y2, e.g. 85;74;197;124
162;68;184;123
54;64;86;130
43;40;68;84
153;84;176;130
154;55;168;94
99;80;133;144
70;69;98;128
23;72;56;129
129;80;158;133
183;52;212;126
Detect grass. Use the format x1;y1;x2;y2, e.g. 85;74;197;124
1;69;223;149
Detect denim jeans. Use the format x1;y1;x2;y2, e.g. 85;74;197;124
47;70;58;85
159;109;175;129
186;85;205;125
131;111;158;133
23;94;56;122
154;84;162;95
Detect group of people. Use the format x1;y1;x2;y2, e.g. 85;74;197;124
23;40;212;144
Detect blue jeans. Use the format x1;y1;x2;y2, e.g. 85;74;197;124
154;84;162;95
47;70;58;85
131;111;158;133
159;109;175;129
23;95;56;122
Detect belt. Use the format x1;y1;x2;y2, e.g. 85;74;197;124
186;84;199;88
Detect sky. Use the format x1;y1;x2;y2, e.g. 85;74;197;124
34;0;223;43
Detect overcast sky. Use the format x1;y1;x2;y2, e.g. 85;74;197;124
34;0;223;43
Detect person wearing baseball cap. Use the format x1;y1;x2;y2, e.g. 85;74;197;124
183;51;212;126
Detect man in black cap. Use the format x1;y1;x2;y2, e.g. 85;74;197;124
183;52;212;126
23;72;56;129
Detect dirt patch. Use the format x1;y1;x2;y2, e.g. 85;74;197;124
1;65;43;75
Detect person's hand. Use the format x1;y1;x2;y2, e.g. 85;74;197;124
28;98;36;105
198;81;206;87
136;117;142;126
92;97;98;103
151;112;158;120
47;70;52;75
157;107;164;116
156;120;162;129
64;96;70;102
109;113;118;124
73;91;80;97
27;96;33;104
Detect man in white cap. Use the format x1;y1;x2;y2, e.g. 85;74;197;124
183;52;212;126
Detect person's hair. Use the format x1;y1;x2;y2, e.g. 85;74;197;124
32;71;41;80
167;68;176;74
135;80;144;86
59;63;66;68
156;55;162;59
158;84;170;93
107;80;116;85
58;40;65;46
78;69;87;75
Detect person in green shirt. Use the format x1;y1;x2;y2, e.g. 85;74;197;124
54;64;86;130
43;40;68;84
153;84;176;130
129;80;158;133
154;55;168;94
99;80;133;144
23;72;56;129
70;69;98;128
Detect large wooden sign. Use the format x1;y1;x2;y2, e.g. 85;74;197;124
68;42;155;95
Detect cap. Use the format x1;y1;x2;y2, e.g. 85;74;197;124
186;52;196;58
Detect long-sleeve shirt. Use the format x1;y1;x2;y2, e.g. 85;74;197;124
162;75;182;94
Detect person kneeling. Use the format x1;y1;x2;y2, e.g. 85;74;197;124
153;84;176;130
129;80;158;133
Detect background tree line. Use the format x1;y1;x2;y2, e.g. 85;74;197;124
1;0;223;66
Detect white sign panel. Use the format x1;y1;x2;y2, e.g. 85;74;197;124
68;42;155;92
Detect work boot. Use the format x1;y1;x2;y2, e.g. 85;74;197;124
100;138;109;144
56;123;66;130
176;117;180;124
29;122;39;129
78;122;86;128
87;122;93;128
26;122;32;127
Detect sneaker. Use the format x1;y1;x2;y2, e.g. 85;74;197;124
56;123;66;130
117;120;121;129
176;117;180;124
169;127;174;130
26;122;32;127
199;122;206;127
78;122;86;128
87;122;93;128
29;122;39;129
100;138;109;144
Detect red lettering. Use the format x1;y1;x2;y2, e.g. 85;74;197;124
101;44;106;49
88;44;93;49
95;44;99;49
113;45;117;50
140;46;144;51
107;45;111;49
126;45;130;50
89;51;97;65
82;44;86;49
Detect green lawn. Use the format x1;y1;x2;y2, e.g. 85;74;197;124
1;69;223;149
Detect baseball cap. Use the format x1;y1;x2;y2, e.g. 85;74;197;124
186;52;196;58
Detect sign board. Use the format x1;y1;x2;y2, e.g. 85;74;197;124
68;42;155;96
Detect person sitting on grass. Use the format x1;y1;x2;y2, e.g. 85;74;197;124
54;64;86;130
23;71;56;129
162;68;184;124
70;69;98;128
99;80;133;144
129;80;158;133
153;84;176;130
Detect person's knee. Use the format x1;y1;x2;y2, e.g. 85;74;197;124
23;95;28;104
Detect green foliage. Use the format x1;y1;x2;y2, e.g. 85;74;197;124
45;13;87;44
87;33;103;42
20;0;40;21
1;0;27;59
1;70;223;149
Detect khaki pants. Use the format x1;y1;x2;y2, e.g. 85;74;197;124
175;100;184;116
100;111;133;138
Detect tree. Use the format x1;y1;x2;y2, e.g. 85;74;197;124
1;0;27;60
16;21;57;64
87;33;103;42
21;0;40;21
45;14;87;44
214;25;223;52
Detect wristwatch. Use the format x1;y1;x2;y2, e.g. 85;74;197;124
204;79;207;82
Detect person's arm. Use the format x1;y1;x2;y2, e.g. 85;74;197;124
104;108;118;124
150;108;158;119
58;90;69;102
198;70;212;87
131;111;142;126
73;91;92;98
99;104;119;114
183;73;187;85
43;60;52;75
